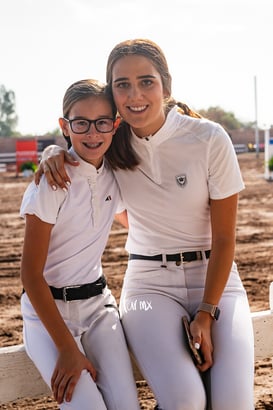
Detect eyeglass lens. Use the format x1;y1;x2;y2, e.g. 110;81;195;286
70;118;114;133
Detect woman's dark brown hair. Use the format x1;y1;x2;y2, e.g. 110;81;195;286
105;39;201;170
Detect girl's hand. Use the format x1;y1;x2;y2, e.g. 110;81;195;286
34;145;79;190
51;346;96;404
190;311;214;372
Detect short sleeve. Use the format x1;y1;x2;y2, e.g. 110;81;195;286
208;125;245;199
20;178;66;224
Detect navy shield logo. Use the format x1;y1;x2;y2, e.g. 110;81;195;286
176;174;187;187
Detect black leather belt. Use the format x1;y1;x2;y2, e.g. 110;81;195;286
49;276;106;302
129;250;210;265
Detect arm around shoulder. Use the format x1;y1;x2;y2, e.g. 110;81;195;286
34;145;79;189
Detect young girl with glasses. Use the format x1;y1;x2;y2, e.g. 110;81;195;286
36;40;254;410
20;79;140;410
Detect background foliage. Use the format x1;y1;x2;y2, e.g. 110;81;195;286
0;84;256;137
0;85;18;136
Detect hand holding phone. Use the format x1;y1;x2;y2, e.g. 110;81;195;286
182;316;204;366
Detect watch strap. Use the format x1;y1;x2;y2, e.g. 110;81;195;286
197;302;220;320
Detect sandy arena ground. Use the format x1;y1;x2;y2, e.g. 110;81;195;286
0;152;272;409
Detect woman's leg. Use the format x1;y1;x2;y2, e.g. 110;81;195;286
186;261;255;410
209;293;254;410
120;290;206;410
81;293;140;410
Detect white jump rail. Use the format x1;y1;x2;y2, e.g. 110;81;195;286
0;309;273;405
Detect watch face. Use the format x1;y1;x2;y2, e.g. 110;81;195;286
213;307;220;320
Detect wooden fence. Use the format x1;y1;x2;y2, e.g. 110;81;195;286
0;308;272;405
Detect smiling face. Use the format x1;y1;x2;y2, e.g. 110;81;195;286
59;96;117;169
111;55;167;138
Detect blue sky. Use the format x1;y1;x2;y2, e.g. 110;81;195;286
1;0;272;135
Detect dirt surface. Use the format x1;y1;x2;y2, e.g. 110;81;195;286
0;152;273;409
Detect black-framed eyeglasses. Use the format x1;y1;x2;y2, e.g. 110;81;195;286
63;117;115;134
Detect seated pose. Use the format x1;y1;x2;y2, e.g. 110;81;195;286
36;39;254;410
20;79;140;410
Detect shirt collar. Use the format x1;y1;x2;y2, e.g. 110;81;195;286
69;147;105;176
130;106;179;146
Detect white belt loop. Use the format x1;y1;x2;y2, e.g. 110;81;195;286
161;253;167;268
201;250;207;262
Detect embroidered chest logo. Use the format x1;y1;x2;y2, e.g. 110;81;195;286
176;174;187;187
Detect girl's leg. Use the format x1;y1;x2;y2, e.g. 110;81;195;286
21;294;107;410
120;292;206;410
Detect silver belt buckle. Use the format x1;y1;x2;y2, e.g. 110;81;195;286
63;284;81;302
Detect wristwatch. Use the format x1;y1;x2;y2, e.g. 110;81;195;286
197;302;221;320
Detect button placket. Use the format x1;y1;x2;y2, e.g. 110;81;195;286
87;176;99;227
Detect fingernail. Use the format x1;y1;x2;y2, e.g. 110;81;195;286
62;187;68;192
194;342;200;350
66;181;71;186
52;185;57;191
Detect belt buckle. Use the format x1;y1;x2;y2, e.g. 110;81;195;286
63;284;81;302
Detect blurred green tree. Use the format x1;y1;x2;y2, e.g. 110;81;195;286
0;85;18;136
198;106;244;130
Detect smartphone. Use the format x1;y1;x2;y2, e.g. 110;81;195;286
182;316;204;366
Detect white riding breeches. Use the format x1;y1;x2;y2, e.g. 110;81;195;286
21;287;140;410
120;257;254;410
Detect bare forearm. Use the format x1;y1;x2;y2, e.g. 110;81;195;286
202;236;235;305
41;145;65;160
115;210;129;228
22;275;76;351
203;194;238;304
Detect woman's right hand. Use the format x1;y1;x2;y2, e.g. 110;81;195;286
190;311;214;372
51;346;97;404
34;145;79;190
